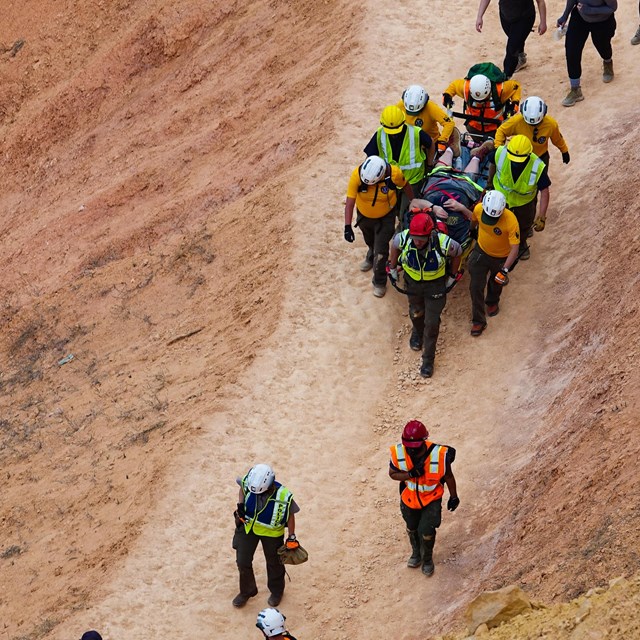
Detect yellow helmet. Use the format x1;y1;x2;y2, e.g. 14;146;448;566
506;134;533;163
380;105;405;134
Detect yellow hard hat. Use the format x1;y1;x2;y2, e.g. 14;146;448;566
380;105;405;134
506;134;533;163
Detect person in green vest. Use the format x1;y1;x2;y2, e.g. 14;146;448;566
232;464;300;609
364;104;432;221
490;134;550;259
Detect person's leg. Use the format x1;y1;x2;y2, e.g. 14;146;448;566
538;150;550;172
261;534;286;602
407;291;425;351
633;2;640;44
234;529;261;603
400;502;423;567
417;499;443;575
468;247;490;326
372;209;397;286
485;254;508;309
421;283;447;374
590;14;616;81
356;212;375;267
513;200;536;252
565;10;590;85
501;13;535;77
500;13;519;78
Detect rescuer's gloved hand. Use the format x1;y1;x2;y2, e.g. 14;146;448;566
447;496;460;511
344;225;355;242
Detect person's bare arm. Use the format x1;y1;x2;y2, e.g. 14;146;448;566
344;197;356;225
476;0;492;32
538;187;550;219
536;0;548;34
503;243;520;271
286;512;295;536
389;467;412;481
443;468;458;499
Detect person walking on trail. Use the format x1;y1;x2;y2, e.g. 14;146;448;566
442;70;522;137
632;2;640;44
232;464;299;609
396;84;460;167
389;420;459;576
387;210;462;378
256;608;298;640
364;104;431;218
344;155;414;298
80;632;102;640
475;0;548;78
490;134;550;259
495;96;570;170
468;190;521;337
558;0;617;107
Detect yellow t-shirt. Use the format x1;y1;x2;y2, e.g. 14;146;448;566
396;99;455;142
346;164;407;219
495;113;569;157
472;203;520;258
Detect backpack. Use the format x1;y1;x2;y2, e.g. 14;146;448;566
465;62;506;109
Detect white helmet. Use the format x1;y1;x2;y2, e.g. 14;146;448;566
403;84;428;114
469;74;491;101
521;96;547;125
256;608;286;637
246;464;275;494
482;190;507;218
359;156;387;185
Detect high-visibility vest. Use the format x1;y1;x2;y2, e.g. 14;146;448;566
463;80;503;132
494;146;545;207
398;229;450;281
390;442;448;509
242;479;293;537
377;125;426;185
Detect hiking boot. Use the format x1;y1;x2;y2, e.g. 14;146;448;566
407;531;422;568
421;534;435;576
359;257;373;272
562;87;584;107
448;127;462;157
232;590;258;608
470;139;494;160
520;247;531;260
602;60;614;83
632;26;640;45
527;227;534;238
373;283;386;298
267;592;283;607
420;362;434;378
514;52;528;72
409;328;423;351
487;303;500;317
422;557;435;576
470;322;486;337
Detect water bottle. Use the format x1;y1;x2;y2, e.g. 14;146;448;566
453;156;463;171
553;24;567;41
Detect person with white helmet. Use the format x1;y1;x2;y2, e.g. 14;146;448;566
442;69;522;137
344;154;414;298
467;190;521;336
495;96;570;169
256;608;297;640
232;464;300;608
475;0;548;78
396;84;458;164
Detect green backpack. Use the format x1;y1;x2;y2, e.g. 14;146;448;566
465;62;506;108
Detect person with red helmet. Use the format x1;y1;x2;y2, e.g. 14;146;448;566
389;420;459;576
387;204;462;378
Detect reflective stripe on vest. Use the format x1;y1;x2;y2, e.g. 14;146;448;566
398;229;449;281
377;125;426;184
242;480;293;537
390;442;447;509
494;146;544;207
463;80;503;131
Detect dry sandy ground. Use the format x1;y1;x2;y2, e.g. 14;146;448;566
1;1;639;639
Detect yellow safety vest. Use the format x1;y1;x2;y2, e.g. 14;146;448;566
398;229;449;281
377;125;426;184
494;146;544;207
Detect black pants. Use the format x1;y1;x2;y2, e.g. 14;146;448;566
356;209;397;285
468;246;508;325
233;526;285;598
405;275;447;366
400;499;442;537
510;198;536;250
565;9;616;80
500;11;535;77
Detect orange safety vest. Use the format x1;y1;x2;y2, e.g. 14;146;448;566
463;79;504;132
389;442;447;509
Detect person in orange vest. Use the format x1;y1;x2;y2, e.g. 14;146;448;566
389;420;459;576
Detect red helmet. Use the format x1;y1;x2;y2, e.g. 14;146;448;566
408;213;434;237
402;420;428;448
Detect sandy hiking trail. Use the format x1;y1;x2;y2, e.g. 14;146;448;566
6;0;640;639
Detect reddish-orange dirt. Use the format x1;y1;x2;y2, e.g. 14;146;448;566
1;1;638;639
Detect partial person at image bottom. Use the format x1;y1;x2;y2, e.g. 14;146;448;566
256;608;298;640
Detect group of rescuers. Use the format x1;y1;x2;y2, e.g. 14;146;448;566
234;417;460;639
344;70;569;379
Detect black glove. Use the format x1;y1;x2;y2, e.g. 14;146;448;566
408;465;424;478
442;93;453;109
469;226;479;240
562;151;570;164
447;496;460;512
344;224;355;243
234;503;246;527
503;100;518;119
